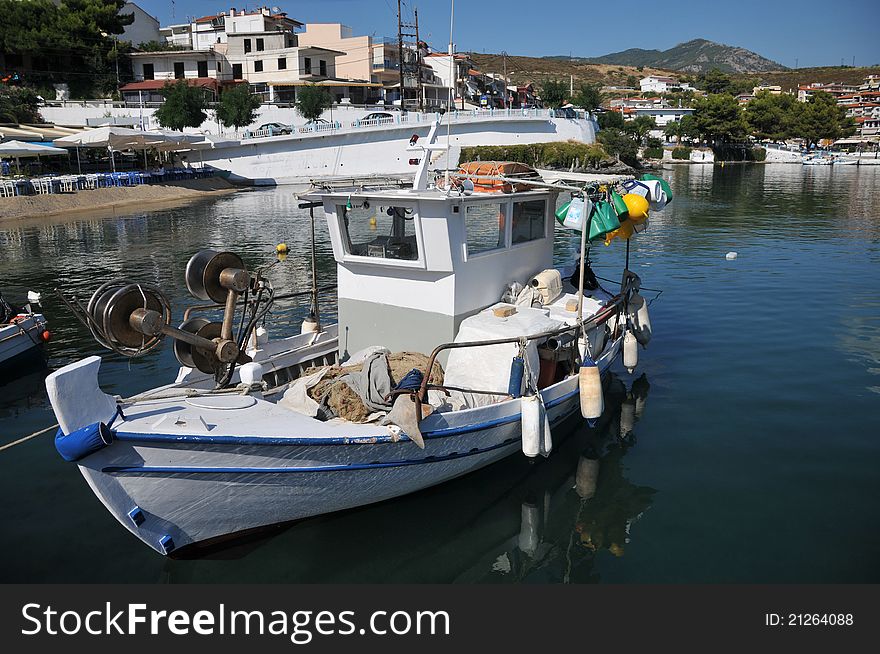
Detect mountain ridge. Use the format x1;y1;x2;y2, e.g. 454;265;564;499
545;39;787;74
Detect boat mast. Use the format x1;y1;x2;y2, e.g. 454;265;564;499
445;0;455;189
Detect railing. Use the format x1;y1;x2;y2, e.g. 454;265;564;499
415;281;635;406
240;107;554;140
297;121;343;134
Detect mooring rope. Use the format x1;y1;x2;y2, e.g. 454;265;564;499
0;423;59;453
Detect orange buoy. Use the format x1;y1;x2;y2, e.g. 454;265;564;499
41;330;52;342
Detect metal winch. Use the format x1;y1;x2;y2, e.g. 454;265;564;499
58;249;273;383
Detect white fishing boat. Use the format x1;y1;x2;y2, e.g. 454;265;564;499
0;291;50;376
802;153;834;165
45;120;672;556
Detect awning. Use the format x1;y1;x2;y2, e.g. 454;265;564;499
0;140;68;157
119;78;221;93
268;80;382;88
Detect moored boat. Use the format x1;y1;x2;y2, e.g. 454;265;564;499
45;121;672;556
0;291;49;376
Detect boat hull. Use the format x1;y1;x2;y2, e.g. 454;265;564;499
0;315;47;377
75;339;620;555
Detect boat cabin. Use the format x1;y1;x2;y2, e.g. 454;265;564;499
318;186;560;359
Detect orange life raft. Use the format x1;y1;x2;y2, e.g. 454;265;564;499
456;161;541;193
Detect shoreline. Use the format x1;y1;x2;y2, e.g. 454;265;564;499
0;178;242;224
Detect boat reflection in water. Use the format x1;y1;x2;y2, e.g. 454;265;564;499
468;372;654;583
161;373;655;584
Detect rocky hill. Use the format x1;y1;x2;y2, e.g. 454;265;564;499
549;39;787;74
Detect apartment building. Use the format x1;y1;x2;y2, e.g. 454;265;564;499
124;7;356;105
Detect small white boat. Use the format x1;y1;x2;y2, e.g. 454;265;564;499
802;153;834;165
0;292;49;376
45;120;670;556
832;156;858;165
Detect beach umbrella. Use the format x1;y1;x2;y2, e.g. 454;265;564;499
0;140;68;174
54;126;162;150
0;140;67;156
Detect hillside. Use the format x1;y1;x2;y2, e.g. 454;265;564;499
468;53;672;89
470;51;880;100
548;39;786;74
743;65;880;93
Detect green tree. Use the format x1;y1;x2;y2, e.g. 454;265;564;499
626;75;638;88
295;83;331;122
797;90;855;148
597;128;638;167
678;114;700;143
0;0;134;98
745;91;801;141
597;110;625;130
540;79;568;108
216;83;261;132
572;83;603;112
698;68;732;95
692;93;747;144
154;80;208;130
0;86;44;123
663;120;681;142
623;115;657;144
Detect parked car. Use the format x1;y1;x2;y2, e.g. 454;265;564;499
361;112;394;123
256;122;292;135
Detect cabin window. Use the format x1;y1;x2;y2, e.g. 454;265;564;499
465;203;506;255
338;204;419;261
511;199;546;244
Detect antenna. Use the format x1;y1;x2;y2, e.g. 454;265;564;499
445;0;454;189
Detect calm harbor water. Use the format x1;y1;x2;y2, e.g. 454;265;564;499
1;164;878;583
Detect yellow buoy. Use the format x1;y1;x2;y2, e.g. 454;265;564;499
622;194;650;222
604;219;635;245
369;216;377;229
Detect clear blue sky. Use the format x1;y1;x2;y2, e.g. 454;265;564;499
136;0;879;69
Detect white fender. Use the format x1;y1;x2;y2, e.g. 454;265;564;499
623;330;638;374
521;395;541;458
578;361;603;420
628;293;652;347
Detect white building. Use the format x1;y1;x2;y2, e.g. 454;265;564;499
118;2;161;46
125;8;361;106
639;76;677;93
160;23;195;49
628;106;696;139
424;52;473;108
